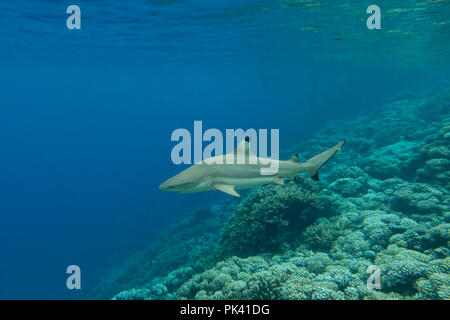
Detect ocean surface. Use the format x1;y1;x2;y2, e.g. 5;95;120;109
0;0;449;299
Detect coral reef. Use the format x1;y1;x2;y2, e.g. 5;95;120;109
98;86;450;300
219;176;333;258
91;201;237;299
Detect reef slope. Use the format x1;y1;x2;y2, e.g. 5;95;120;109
97;86;449;300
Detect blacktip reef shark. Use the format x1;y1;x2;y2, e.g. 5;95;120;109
159;138;345;197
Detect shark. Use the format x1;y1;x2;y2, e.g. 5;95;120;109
159;138;345;197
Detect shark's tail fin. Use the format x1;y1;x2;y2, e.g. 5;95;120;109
302;140;345;181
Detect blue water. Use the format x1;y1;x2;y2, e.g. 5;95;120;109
0;1;449;299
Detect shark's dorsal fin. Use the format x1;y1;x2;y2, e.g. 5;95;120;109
289;154;300;163
232;137;255;156
212;183;241;197
227;137;258;164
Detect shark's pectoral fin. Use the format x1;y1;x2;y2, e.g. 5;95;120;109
272;177;285;185
212;183;241;197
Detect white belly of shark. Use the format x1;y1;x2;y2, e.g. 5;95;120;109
159;139;345;197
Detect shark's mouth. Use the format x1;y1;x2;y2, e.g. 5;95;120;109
170;182;199;191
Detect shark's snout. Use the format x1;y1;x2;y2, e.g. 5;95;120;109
159;180;171;191
159;174;199;193
159;177;180;191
